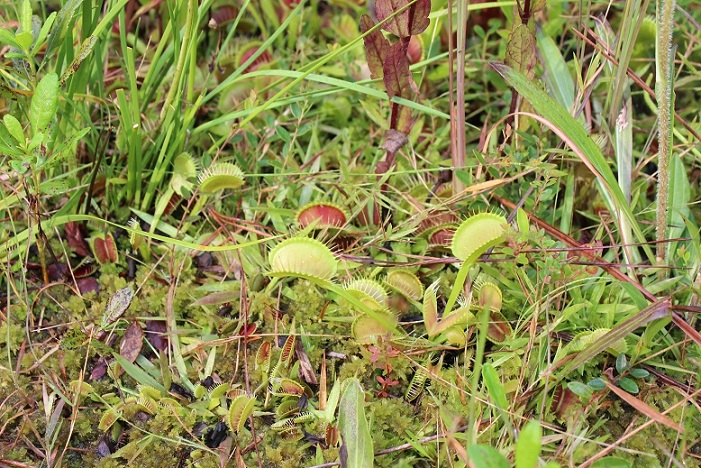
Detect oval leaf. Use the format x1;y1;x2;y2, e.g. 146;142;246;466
30;73;59;132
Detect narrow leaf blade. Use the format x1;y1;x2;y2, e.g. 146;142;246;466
338;378;373;468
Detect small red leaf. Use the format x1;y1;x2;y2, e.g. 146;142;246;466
92;237;108;264
89;357;109;381
65;222;91;257
239;44;272;73
77;277;100;295
383;41;414;100
240;322;257;337
360;14;390;80
376;0;431;38
145;320;168;351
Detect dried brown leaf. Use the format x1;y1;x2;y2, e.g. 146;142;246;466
376;0;431;37
295;339;318;385
381;129;408;154
119;321;144;363
191;291;239;307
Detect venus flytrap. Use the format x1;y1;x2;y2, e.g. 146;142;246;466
443;212;509;316
266;236;404;338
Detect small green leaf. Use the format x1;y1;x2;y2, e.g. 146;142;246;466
30;73;59;132
515;420;542;468
618;377;639;394
0;29;20;49
455;169;472;186
629;368;649;379
20;0;32;34
482;364;508;411
615;354;629;373
591;457;632;468
32;12;56;54
42;127;89;168
587;378;606;391
275;125;291;143
567;381;592;397
3;115;25;144
39;180;69;195
15;31;34;50
338;378;373;468
468;445;510;468
324;379;342;423
10;159;29;174
44;0;83;61
27;131;44;151
516;208;529;234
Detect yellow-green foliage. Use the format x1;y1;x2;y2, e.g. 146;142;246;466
0;320;25;354
604;388;697;465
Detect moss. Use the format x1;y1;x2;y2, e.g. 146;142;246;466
0;320;26;355
369;397;416;450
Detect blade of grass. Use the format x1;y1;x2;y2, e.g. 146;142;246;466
655;0;676;263
338;378;374;468
490;63;655;263
0;214;278;260
195;70;455;135
552;297;671;378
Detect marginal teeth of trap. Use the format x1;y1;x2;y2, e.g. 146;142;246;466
268;237;338;281
343;278;388;305
384;270;423;301
450;212;507;263
197;162;245;193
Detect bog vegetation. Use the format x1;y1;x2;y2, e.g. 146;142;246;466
0;0;700;467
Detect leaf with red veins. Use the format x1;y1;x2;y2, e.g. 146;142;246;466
383;41;414;99
376;0;431;38
360;14;390;80
505;23;537;79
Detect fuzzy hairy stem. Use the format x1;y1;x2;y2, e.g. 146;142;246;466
655;0;675;263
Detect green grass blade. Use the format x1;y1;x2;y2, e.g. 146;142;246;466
491;63;654;263
338;378;373;468
535;27;575;113
515;420;542;468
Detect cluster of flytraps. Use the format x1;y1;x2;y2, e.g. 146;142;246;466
266;210;512;348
